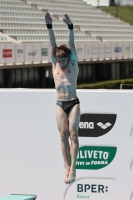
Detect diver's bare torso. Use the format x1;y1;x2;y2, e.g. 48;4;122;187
52;58;79;101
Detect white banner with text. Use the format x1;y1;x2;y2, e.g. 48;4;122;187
0;42;133;65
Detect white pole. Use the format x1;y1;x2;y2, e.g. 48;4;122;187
120;84;123;89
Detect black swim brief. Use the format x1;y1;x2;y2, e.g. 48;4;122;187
56;98;80;114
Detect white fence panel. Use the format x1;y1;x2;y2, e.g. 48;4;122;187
41;43;50;62
98;42;105;59
5;44;15;64
33;43;41;63
105;42;112;59
85;0;110;6
24;43;33;63
1;41;133;64
74;42;79;57
117;42;123;59
0;44;6;64
15;44;24;64
111;42;118;59
85;42;92;60
123;42;130;59
118;0;133;5
77;42;85;60
92;42;99;59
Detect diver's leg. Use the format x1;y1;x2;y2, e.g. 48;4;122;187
68;104;80;184
56;105;70;184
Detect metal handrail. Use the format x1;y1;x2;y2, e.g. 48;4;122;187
120;84;133;89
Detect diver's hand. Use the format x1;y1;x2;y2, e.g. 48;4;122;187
45;12;52;24
63;14;72;25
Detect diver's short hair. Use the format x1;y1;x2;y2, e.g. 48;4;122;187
53;44;71;59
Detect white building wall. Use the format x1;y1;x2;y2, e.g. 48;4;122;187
84;0;133;6
83;0;110;7
114;0;133;5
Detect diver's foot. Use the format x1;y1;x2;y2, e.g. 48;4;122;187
64;168;70;184
68;168;76;184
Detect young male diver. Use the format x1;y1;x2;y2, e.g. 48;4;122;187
45;12;80;184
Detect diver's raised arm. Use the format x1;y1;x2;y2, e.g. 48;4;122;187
63;14;78;64
45;12;57;64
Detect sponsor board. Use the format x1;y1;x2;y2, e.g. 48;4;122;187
112;43;118;58
42;48;48;56
123;42;130;58
87;47;91;55
1;42;133;63
33;44;41;62
64;178;120;200
125;46;130;53
78;48;83;54
78;114;117;137
85;43;92;60
41;43;49;62
28;50;37;56
17;49;24;56
72;146;117;170
15;45;24;63
78;43;85;60
117;43;123;58
16;48;24;63
25;43;33;62
114;47;122;53
3;49;12;58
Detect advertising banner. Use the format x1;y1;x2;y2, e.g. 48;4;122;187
24;43;33;63
92;42;99;59
85;42;92;60
15;44;24;64
123;42;130;59
5;44;15;64
41;43;50;62
0;90;132;200
33;43;41;63
117;42;123;59
77;42;85;60
2;41;133;65
0;44;6;64
105;42;112;59
111;42;118;59
98;42;105;59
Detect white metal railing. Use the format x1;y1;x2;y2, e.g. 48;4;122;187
120;84;133;89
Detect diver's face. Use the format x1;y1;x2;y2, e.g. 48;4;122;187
56;57;69;68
